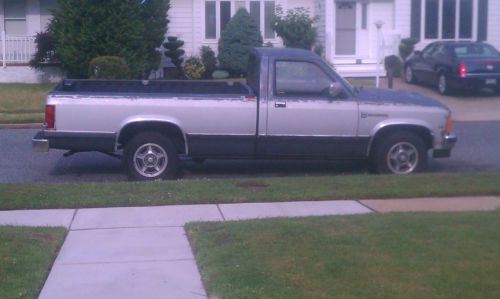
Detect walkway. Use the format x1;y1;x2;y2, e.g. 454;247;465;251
1;197;499;299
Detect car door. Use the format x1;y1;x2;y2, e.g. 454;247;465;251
415;44;439;84
259;59;362;159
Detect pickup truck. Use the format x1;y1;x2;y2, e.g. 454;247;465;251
33;48;457;180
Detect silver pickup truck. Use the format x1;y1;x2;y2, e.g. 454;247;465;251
33;48;457;180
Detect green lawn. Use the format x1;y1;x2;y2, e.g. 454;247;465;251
0;226;66;299
187;209;500;299
0;83;54;124
1;173;500;210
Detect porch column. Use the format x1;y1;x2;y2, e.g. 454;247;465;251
325;0;334;62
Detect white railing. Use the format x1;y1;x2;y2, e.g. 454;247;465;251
1;31;36;67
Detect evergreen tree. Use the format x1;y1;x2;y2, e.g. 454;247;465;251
218;9;263;75
49;0;169;78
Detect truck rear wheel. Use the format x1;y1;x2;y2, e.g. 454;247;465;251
124;132;179;181
371;131;427;174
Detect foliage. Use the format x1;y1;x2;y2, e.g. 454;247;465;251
184;56;206;80
272;6;318;50
218;9;263;76
29;31;60;69
313;44;324;56
399;37;419;61
49;0;169;78
384;55;402;77
200;46;217;78
164;36;185;75
88;56;130;79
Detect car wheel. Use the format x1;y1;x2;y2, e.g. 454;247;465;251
438;73;451;95
124;132;179;181
371;131;427;174
404;66;416;84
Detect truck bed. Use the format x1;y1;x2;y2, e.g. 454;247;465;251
53;79;252;96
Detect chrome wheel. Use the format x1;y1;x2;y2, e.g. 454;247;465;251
386;142;419;174
438;74;447;94
133;143;168;178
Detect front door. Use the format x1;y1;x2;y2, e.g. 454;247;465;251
261;59;362;159
335;1;357;55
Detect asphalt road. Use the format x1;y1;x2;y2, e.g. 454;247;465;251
1;122;499;183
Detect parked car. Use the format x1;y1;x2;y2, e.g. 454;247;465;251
404;41;500;95
33;48;457;180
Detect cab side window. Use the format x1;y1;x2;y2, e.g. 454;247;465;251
275;61;334;98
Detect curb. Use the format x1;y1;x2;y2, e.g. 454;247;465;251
0;123;42;129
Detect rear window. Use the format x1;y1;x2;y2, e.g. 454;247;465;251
453;44;500;58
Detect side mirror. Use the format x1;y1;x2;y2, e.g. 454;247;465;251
414;50;422;56
328;82;343;98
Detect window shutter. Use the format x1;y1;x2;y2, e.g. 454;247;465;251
410;0;421;40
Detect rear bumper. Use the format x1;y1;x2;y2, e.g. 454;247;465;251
449;75;500;90
433;133;457;158
32;131;49;152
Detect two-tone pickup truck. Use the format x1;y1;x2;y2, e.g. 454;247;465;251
33;48;457;180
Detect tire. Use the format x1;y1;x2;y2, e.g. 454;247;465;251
124;132;179;181
371;131;428;174
404;65;416;84
437;73;452;95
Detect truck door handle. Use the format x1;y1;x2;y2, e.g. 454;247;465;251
275;101;287;108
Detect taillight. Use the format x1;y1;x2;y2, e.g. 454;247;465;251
459;62;466;78
444;114;453;135
45;105;55;129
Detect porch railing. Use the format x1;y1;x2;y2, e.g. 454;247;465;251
1;31;36;67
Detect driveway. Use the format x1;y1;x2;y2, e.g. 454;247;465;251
385;78;500;122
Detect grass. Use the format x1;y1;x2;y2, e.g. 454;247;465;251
1;173;500;210
187;209;500;299
0;226;67;299
0;83;55;124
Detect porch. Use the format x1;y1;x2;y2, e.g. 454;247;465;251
0;32;35;66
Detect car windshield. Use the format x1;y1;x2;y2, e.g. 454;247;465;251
452;44;500;58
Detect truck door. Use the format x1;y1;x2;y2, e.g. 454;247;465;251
261;59;363;158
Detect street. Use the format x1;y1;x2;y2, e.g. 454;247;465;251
0;122;499;183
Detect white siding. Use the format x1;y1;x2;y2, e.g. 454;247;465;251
394;0;411;38
487;0;500;49
315;0;326;52
167;0;195;55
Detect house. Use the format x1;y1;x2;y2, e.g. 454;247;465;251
1;0;499;82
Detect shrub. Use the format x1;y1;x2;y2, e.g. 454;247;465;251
49;0;169;78
29;31;60;69
399;37;419;61
384;55;402;78
200;46;217;78
88;56;129;79
218;9;263;76
164;36;185;75
313;44;324;57
184;56;206;80
273;6;318;50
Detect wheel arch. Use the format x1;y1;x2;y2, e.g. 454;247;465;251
117;119;187;154
367;123;434;157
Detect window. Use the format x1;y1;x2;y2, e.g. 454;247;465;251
424;0;438;39
275;61;333;97
412;0;484;41
4;0;27;35
442;0;456;39
205;1;275;40
459;0;472;39
452;44;499;58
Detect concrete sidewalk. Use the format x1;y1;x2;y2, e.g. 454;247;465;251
1;197;499;299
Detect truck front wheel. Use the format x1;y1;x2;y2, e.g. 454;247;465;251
371;132;427;174
124;132;179;181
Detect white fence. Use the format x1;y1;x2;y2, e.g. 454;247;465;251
1;31;36;67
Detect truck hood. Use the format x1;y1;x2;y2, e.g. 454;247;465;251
357;87;448;109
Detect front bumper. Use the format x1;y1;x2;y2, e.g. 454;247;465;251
433;133;457;158
32;131;49;152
